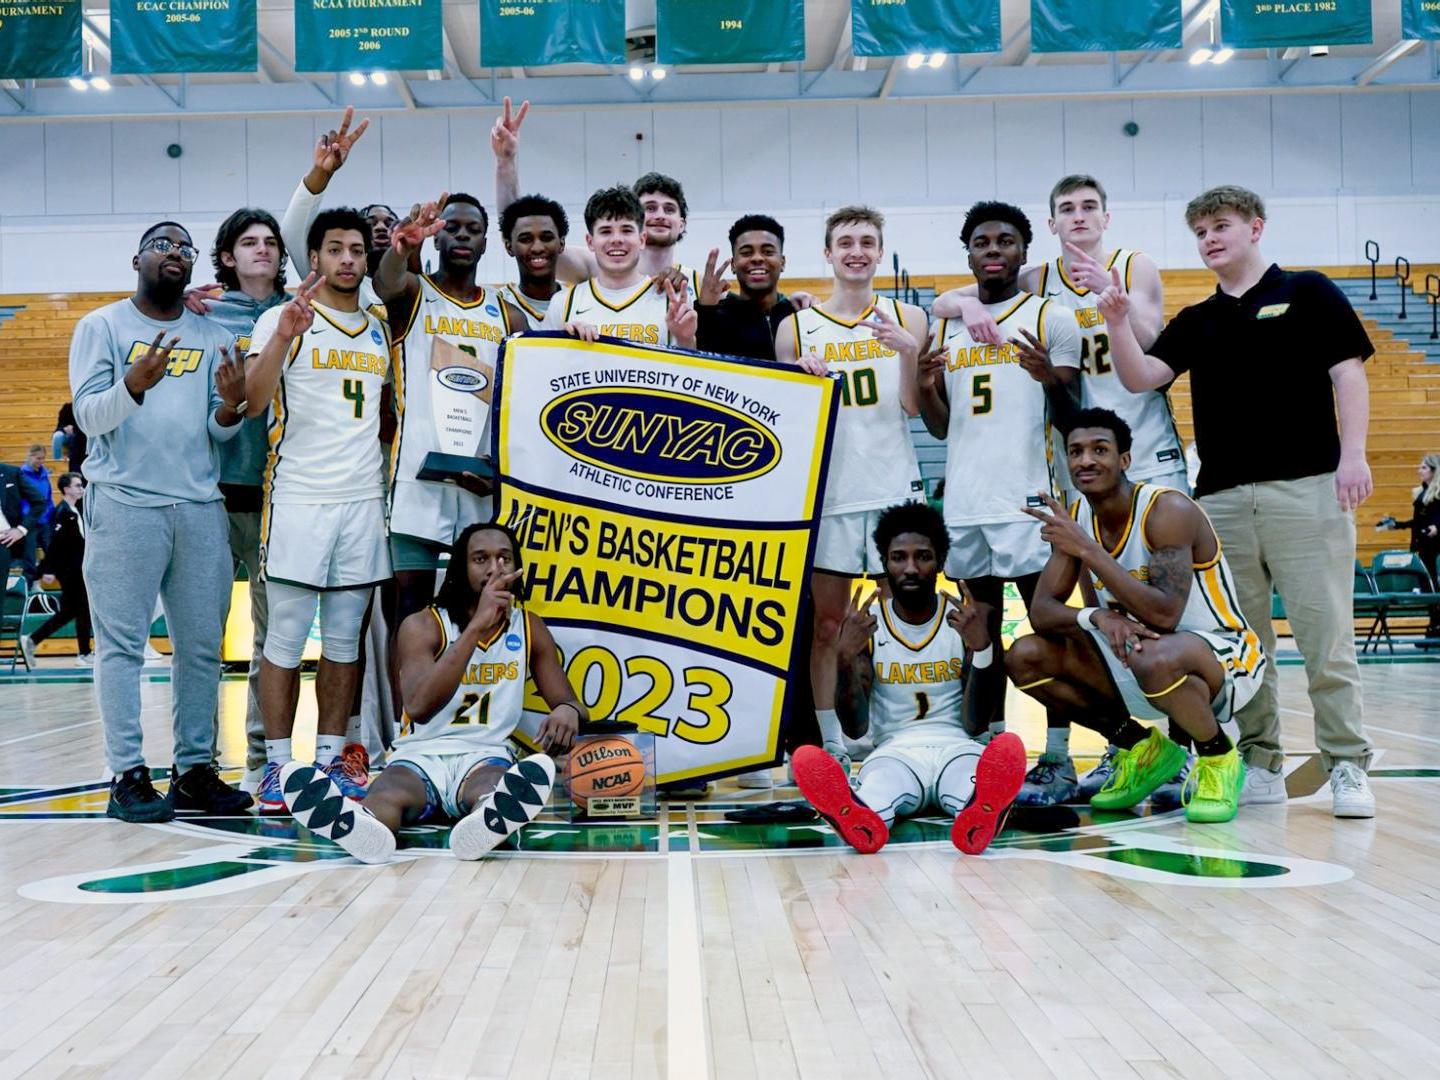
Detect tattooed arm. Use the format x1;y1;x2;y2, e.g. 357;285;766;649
1080;492;1200;631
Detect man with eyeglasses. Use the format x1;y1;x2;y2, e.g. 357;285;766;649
68;221;255;823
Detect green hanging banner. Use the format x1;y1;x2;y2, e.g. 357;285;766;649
1219;0;1371;48
0;0;81;79
1402;0;1440;40
111;0;257;74
294;0;442;72
656;0;805;65
1031;0;1182;53
480;0;624;68
851;0;1001;57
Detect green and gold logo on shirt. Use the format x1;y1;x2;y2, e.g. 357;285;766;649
1255;303;1290;320
124;340;204;377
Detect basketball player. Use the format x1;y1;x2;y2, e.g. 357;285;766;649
1006;408;1265;823
376;192;528;635
491;97;700;295
938;178;1187;804
918;201;1081;746
279;523;584;863
541;186;698;350
790;501;1027;855
773;206;928;767
497;194;569;329
244;208;392;813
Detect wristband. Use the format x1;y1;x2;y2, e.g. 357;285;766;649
1077;606;1100;630
970;644;994;670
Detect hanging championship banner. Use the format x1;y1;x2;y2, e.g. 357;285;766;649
294;0;441;72
1219;0;1371;48
111;0;256;74
493;334;838;785
1403;0;1440;40
851;0;1000;57
0;0;81;79
1031;0;1182;52
656;0;805;65
480;0;623;68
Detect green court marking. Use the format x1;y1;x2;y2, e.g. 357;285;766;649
80;860;279;894
1369;768;1440;778
1089;847;1288;878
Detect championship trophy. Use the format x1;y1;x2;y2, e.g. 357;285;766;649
416;336;497;485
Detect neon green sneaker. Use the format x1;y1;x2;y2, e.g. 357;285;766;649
1182;749;1245;824
1089;728;1188;810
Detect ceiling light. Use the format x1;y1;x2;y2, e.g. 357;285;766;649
1209;48;1233;64
905;52;924;69
347;71;366;86
89;76;110;90
650;66;666;80
628;65;644;81
370;71;387;85
1189;47;1213;65
927;52;945;69
68;77;88;91
1309;45;1329;57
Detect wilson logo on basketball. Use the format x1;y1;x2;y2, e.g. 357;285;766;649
539;387;781;485
435;366;489;394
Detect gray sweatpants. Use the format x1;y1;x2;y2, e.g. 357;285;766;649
221;508;268;772
84;486;230;774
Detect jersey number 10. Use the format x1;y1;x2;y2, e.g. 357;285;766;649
837;367;879;407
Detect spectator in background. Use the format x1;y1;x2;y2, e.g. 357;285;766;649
1380;453;1440;643
69;220;253;823
52;403;88;473
17;444;54;579
20;472;90;668
1;460;41;588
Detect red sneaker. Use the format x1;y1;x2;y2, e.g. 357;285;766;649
790;745;888;854
339;742;371;792
951;733;1026;855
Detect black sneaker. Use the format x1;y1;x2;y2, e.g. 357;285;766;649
107;765;174;823
171;762;254;814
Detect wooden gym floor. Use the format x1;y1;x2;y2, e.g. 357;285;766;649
1;660;1438;1079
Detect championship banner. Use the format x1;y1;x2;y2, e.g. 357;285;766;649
111;0;256;74
480;0;623;68
1031;0;1182;53
851;0;1001;57
493;334;838;785
1403;0;1440;40
656;0;805;65
1219;0;1371;48
0;0;81;79
294;0;441;73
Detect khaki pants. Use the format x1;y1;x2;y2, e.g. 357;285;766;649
1200;472;1372;772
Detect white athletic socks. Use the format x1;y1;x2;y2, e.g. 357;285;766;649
1044;725;1071;760
816;708;844;747
315;734;345;765
265;738;293;765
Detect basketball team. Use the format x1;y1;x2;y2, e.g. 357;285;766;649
68;97;1378;865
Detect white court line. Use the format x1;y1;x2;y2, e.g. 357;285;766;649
666;811;709;1080
1364;724;1440;748
0;719;99;749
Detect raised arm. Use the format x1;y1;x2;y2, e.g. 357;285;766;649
1124;252;1165;350
281;107;370;279
1095;267;1178;393
916;327;949;439
373;194;445;315
244;275;318;418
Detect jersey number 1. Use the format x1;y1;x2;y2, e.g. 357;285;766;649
343;378;365;419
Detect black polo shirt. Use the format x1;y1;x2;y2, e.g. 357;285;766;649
695;293;796;361
1149;264;1373;498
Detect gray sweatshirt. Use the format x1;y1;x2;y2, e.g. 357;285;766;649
206;289;288;488
69;298;241;507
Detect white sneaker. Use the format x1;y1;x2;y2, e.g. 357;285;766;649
1329;762;1376;819
736;768;773;790
18;635;37;668
1239;764;1286;805
239;765;266;795
74;652;94;667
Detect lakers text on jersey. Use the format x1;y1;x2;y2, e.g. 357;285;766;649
544;278;675;347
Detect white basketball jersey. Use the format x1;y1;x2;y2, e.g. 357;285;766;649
1037;251;1184;482
544;278;674;347
392;278;514;485
254;301;390;505
936;293;1080;526
499;283;553;331
791;296;923;515
394;603;529;753
1077;483;1264;676
868;598;969;745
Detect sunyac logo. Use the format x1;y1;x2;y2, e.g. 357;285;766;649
540;387;781;485
436;366;489;394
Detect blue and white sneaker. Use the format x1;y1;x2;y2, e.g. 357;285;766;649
321;758;368;801
1014;755;1078;807
257;761;288;816
1148;755;1194;812
1076;746;1121;801
280;762;395;864
450;755;556;861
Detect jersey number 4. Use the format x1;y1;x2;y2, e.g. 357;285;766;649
343;378;365;419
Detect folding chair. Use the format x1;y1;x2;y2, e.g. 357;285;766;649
1369;550;1440;652
1351;562;1389;655
2;572;32;672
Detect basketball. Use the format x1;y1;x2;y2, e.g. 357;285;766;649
567;737;646;810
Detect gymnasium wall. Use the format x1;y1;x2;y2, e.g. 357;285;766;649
1;88;1437;292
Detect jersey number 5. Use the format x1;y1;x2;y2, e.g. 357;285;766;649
342;378;365;419
970;373;992;415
